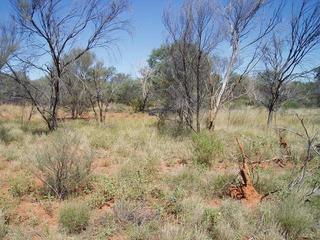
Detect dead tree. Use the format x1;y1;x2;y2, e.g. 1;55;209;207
229;138;262;204
138;65;153;112
5;0;130;130
277;114;320;194
257;0;320;126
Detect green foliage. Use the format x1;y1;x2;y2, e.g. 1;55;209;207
130;98;144;113
33;130;92;199
8;172;35;198
192;132;224;167
88;175;116;209
59;202;90;234
202;208;220;234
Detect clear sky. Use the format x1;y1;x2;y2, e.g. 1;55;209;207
0;0;183;78
0;0;319;79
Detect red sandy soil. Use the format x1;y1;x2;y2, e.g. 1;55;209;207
208;198;222;208
15;201;59;228
159;158;187;173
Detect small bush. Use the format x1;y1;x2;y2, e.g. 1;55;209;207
163;187;185;216
208;173;237;197
9;173;35;198
114;200;156;226
212;200;253;239
0;123;24;144
202;208;220;234
59;202;90;234
160;223;210;240
254;169;288;195
86;126;116;149
0;191;19;222
33;130;92;199
275;195;313;239
128;220;160;240
192;132;224;167
88;175;116;209
166;168;203;197
116;159;157;201
0;143;22;161
0;210;8;240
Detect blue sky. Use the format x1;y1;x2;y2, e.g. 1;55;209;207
0;0;319;79
0;0;183;78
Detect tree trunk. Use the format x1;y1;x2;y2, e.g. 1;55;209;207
71;106;76;119
207;42;239;131
48;75;60;131
267;108;274;127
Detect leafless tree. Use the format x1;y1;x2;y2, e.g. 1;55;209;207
277;114;320;196
5;0;130;130
256;0;320;126
206;0;281;130
163;0;219;132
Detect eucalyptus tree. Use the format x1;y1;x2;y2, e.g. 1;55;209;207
206;0;282;130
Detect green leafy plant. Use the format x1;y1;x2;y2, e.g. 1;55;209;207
8;173;35;198
192;132;224;167
59;202;90;234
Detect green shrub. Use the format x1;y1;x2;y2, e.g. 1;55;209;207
33;130;92;199
88;175;116;209
0;123;24;144
9;173;35;198
202;208;220;234
192;132;224;167
254;169;288;195
59;202;90;234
